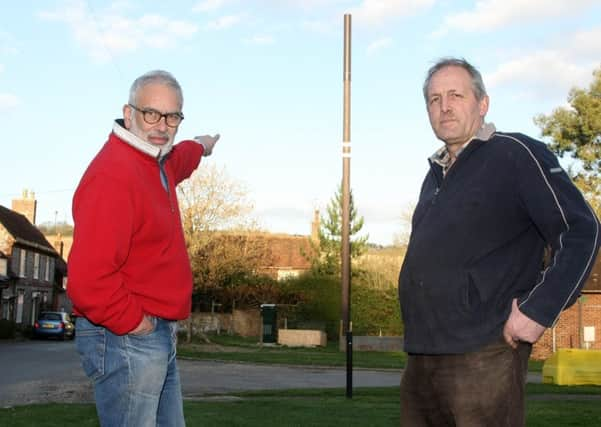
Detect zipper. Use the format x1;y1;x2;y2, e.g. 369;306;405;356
428;159;444;206
158;158;175;213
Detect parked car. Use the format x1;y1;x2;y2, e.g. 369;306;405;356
33;311;75;340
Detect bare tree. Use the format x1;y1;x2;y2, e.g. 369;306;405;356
177;164;266;341
392;202;415;248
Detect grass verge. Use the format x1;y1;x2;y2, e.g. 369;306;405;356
178;334;547;372
1;386;599;427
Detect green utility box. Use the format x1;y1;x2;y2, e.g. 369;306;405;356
260;304;277;344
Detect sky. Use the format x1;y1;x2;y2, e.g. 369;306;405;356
1;0;600;246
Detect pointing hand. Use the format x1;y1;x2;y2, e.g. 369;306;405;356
194;134;220;156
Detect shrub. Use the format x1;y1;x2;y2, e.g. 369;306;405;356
351;272;402;336
0;319;16;339
282;270;403;339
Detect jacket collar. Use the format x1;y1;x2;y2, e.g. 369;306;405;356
430;122;496;169
112;119;173;159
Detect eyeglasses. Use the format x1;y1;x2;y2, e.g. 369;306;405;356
128;104;184;128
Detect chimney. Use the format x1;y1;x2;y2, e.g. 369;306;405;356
311;209;320;242
12;189;37;225
53;233;64;258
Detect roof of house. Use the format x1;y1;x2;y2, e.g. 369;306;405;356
205;231;314;271
262;234;313;270
0;205;56;253
0;205;66;273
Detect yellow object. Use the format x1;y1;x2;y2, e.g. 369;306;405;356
542;349;601;385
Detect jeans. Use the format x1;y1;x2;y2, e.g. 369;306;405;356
75;316;185;427
400;337;532;427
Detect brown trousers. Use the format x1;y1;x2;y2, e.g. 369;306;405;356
400;337;532;427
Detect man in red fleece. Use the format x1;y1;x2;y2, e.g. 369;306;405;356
68;70;219;427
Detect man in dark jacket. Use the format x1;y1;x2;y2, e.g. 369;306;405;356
399;57;600;426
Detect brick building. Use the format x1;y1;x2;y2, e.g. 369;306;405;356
532;253;601;360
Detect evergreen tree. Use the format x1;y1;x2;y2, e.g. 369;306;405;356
312;185;369;275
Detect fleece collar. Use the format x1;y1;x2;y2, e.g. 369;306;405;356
112;119;174;159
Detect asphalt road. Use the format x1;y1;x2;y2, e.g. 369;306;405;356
0;340;402;408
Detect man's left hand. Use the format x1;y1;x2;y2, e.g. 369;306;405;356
503;298;546;349
194;134;220;156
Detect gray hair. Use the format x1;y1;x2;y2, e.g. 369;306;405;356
423;57;487;102
128;70;183;109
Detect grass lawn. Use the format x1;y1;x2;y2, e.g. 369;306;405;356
179;333;406;369
1;386;599;426
178;333;547;372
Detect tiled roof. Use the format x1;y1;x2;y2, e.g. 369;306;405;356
0;205;56;254
262;234;313;269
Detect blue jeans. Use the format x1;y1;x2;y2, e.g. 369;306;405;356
75;316;185;427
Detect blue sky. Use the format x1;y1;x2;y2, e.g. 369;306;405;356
1;0;600;245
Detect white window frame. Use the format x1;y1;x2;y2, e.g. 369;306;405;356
33;253;40;280
16;289;24;324
19;249;26;278
45;257;50;281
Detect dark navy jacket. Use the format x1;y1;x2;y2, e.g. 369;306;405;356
399;130;600;354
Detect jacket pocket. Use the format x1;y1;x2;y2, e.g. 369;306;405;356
75;317;106;381
462;271;482;313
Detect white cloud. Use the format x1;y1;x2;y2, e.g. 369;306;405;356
486;24;601;101
348;0;436;26
0;64;4;73
566;27;601;60
0;93;21;110
433;0;597;37
367;37;392;54
487;51;594;101
38;0;198;62
206;14;242;30
193;0;231;12
244;35;275;45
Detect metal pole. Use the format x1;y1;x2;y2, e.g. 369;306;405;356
341;13;353;399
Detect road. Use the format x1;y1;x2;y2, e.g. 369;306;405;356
0;340;402;408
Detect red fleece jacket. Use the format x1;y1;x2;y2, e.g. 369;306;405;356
68;131;203;334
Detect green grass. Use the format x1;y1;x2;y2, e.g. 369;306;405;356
526;401;601;427
1;386;599;427
0;404;99;427
529;359;544;372
178;335;406;369
178;346;406;369
526;383;601;395
179;334;550;371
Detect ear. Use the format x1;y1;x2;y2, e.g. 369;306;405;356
479;95;490;118
123;104;133;129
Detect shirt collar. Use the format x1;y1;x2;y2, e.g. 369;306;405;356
430;122;496;171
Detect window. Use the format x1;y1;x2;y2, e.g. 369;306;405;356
0;257;6;276
44;257;50;281
25;251;33;278
39;255;46;282
47;258;55;282
16;289;24;324
19;248;26;277
33;253;40;279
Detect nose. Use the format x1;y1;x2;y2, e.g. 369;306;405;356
155;116;168;132
440;96;451;113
